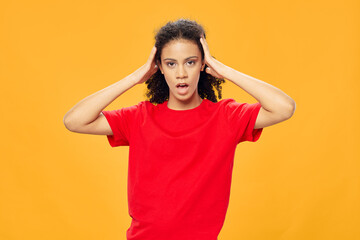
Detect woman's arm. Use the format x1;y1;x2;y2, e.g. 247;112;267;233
222;67;296;118
222;67;295;129
63;72;138;132
63;46;159;133
199;36;295;129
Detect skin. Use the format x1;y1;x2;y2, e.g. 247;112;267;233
198;35;296;129
64;35;295;135
157;39;206;110
156;35;295;128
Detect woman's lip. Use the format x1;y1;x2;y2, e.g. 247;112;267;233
176;85;189;95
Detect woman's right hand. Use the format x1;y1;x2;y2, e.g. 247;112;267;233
134;46;159;85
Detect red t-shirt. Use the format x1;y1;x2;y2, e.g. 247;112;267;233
102;98;263;240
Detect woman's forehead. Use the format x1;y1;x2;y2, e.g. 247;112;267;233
161;40;200;59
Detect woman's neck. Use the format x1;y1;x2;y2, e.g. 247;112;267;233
167;94;203;110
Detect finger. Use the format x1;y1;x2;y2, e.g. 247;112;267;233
148;46;157;63
206;67;222;79
200;38;210;57
152;46;157;57
150;46;157;57
206;67;215;76
200;37;206;47
200;36;208;46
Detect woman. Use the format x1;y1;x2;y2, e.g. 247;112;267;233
64;18;295;240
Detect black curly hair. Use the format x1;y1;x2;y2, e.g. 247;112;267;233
144;18;225;104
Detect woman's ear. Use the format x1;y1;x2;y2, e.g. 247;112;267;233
201;61;205;71
157;60;164;74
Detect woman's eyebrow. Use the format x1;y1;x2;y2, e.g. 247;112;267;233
164;56;198;61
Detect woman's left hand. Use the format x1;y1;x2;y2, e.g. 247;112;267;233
199;35;228;79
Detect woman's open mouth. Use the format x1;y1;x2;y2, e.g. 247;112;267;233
176;83;189;95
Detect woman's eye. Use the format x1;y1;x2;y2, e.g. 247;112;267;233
166;61;195;67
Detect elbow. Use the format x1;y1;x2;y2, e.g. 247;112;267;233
63;114;76;132
284;100;296;119
275;99;296;120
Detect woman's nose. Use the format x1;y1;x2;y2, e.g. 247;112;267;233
176;65;188;78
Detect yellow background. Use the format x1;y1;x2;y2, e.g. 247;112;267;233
1;0;359;239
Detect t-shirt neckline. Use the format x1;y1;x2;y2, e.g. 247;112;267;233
164;98;207;113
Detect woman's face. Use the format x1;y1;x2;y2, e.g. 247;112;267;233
158;39;205;101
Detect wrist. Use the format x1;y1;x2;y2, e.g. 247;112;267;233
220;65;233;81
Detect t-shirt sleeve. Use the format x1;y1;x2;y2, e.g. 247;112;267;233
101;103;140;147
225;99;263;144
